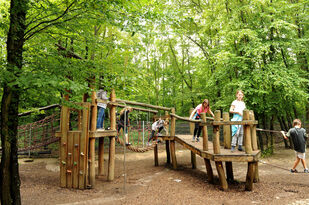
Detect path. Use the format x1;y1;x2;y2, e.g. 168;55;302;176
20;144;309;205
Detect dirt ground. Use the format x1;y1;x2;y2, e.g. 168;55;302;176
19;143;309;205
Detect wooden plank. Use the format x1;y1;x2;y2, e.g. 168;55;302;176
170;113;213;122
66;132;74;188
60;105;69;188
89;130;117;138
215;161;228;190
72;132;80;189
213;155;255;162
225;162;234;181
108;89;116;181
204;159;214;184
245;162;255;191
223;112;231;149
191;151;196;169
98;138;104;176
213;110;221;154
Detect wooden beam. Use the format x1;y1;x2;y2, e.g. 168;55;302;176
116;99;172;111
109;102;158;113
191;151;196;169
213;110;221;154
89;130;117;138
201;120;258;126
244;110;253;154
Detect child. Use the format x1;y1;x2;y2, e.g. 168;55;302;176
190;99;215;142
230;90;246;152
117;107;133;146
281;119;308;173
96;89;108;131
147;119;168;145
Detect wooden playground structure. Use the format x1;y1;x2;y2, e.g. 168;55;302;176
56;89;260;191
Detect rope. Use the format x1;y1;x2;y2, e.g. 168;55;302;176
259;160;290;172
256;128;287;134
116;136;159;153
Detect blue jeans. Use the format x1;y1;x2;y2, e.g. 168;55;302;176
97;107;105;129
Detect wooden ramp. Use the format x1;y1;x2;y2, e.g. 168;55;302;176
160;133;260;191
175;134;260;162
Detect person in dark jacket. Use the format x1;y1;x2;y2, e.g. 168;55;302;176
281;119;308;173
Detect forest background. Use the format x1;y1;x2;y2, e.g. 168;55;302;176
0;0;308;204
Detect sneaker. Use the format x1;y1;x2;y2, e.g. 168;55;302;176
238;145;243;151
290;169;298;173
192;137;195;142
125;142;131;146
196;138;200;142
231;146;236;152
304;168;309;173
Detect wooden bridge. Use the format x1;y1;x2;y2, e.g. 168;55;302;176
56;89;260;191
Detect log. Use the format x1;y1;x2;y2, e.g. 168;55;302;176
213;110;221;154
170;108;177;169
244;110;253;154
98;138;104;175
245;162;255;191
204;159;214;184
116;99;171;111
215;161;228;190
250;110;258;151
108;89;116;181
189;108;194;135
201;113;208;151
223;112;231;149
191;151;196;169
154;144;159;166
72;132;80;189
60;104;69;188
225;162;234;181
89;87;97;187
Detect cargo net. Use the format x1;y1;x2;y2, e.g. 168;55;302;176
17;114;60;152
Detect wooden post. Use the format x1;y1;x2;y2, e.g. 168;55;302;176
250;110;258;151
189;108;194;135
213;110;228;190
89;85;97;188
165;140;170;164
201;113;208;151
154;145;159;166
225;162;234;182
108;89;116;181
204;159;214;184
79;103;90;189
165;111;169;135
223;112;231;149
213;110;221;154
164;111;171;164
98;138;104;176
245;162;255;191
254;162;259;183
170;108;177;169
243;110;252;154
60;104;69;188
191;151;196;169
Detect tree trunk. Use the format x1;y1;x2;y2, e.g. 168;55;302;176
1;1;28;205
278;116;289;148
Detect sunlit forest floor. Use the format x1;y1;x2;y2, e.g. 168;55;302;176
20;142;309;205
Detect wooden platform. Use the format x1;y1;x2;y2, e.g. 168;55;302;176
174;134;260;162
159;134;260;191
